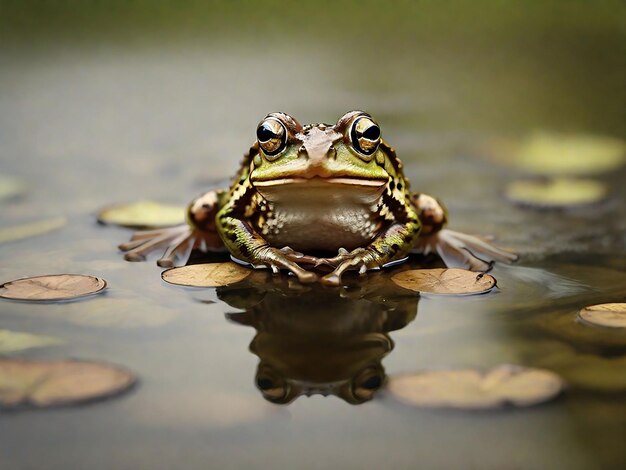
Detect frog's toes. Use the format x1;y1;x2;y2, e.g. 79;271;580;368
119;224;193;266
415;228;518;272
320;272;342;287
320;247;367;268
320;251;371;286
279;246;321;266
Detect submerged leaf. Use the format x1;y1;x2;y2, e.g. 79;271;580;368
391;268;496;295
98;201;186;228
162;262;251;287
0;359;136;409
578;303;626;329
387;365;564;410
0;217;66;244
58;296;179;328
505;177;607;208
0;274;107;302
0;330;63;354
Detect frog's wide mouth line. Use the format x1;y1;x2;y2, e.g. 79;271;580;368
252;177;388;188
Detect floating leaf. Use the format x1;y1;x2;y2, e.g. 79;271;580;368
387;365;564;410
0;330;63;354
0;359;136;409
505;177;607;208
162;262;251;287
578;303;626;329
0;217;66;244
0;176;26;201
487;132;626;175
0;274;107;302
97;201;186;228
391;268;496;295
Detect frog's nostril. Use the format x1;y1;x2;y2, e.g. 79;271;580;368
298;145;307;158
327;147;337;160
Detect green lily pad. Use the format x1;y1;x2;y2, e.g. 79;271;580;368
97;201;186;228
0;176;26;201
0;217;66;244
0;359;136;409
505;177;608;208
487;132;626;175
0;330;63;354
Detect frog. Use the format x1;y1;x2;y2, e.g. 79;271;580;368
119;110;517;286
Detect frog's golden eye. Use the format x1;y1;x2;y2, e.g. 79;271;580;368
256;118;287;157
350;116;381;157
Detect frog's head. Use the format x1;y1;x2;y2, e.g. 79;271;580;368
249;111;401;203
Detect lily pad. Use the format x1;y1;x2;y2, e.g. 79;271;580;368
391;268;496;295
488;132;626;175
387;365;564;410
578;303;626;329
0;217;66;244
0;274;107;302
0;330;63;354
0;176;26;201
97;201;186;228
505;177;607;208
162;262;251;287
0;359;136;409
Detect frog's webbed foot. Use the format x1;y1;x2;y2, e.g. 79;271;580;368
255;246;319;284
120;189;226;267
119;224;196;267
319;248;372;287
414;229;518;272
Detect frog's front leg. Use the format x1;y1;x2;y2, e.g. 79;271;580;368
119;189;226;267
216;209;319;284
320;217;422;287
411;193;518;271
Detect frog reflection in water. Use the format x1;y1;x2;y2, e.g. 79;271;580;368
119;111;517;285
218;273;418;404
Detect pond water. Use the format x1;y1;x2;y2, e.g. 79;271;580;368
0;3;625;469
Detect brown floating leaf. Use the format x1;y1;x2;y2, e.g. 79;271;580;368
0;359;136;409
0;217;66;244
391;268;496;295
0;274;107;301
505;177;607;209
162;262;250;287
387;365;564;410
97;200;186;228
0;330;64;354
578;303;626;329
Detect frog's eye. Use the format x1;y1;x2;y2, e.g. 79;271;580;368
256;117;287;157
351;366;385;402
350;116;381;157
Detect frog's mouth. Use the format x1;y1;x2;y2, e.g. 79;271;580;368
252;176;388;188
252;176;388;205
